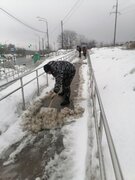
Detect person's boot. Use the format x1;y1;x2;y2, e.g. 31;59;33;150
61;97;70;106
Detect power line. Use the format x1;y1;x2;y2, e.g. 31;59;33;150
62;0;83;23
64;0;84;25
50;0;84;35
119;3;135;12
122;8;135;14
50;0;83;37
47;0;84;45
50;24;60;34
0;8;45;34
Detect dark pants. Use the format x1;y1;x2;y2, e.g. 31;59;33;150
79;51;81;58
62;70;76;101
83;51;87;58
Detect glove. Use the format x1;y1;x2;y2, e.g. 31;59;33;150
51;92;57;99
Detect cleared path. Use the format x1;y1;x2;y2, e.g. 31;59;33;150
0;60;82;180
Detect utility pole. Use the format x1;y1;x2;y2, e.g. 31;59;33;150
37;17;50;52
61;21;64;49
110;0;120;46
46;21;50;52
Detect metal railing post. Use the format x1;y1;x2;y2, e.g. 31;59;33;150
36;69;40;96
93;85;107;180
0;51;75;110
99;112;104;142
20;77;26;110
46;74;48;86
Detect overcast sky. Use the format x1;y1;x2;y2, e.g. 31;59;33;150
0;0;135;49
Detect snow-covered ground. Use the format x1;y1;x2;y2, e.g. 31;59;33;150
0;51;76;154
0;51;93;179
0;65;30;86
41;60;91;180
1;47;134;179
91;47;135;180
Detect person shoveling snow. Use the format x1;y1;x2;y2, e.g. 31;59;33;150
43;60;76;106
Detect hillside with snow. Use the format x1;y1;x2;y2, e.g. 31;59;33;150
91;47;135;180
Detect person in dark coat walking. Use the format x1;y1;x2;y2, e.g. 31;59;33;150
43;61;76;106
76;45;81;58
82;46;87;58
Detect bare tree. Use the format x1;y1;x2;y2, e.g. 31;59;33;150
57;30;77;49
77;34;88;45
87;40;96;49
77;35;96;49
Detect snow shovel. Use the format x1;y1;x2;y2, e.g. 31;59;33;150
44;93;58;112
40;94;58;128
48;95;56;108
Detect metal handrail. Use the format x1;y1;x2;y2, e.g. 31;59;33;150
0;50;75;84
0;50;75;89
88;53;124;180
0;50;76;110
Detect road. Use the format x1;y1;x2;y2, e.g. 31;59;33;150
15;57;33;68
15;56;45;68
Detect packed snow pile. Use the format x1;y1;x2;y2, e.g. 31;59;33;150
22;94;84;133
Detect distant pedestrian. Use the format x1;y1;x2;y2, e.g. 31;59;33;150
43;61;76;106
82;46;87;58
76;46;81;58
32;52;41;63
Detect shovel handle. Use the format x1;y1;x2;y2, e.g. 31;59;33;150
49;93;57;108
49;97;54;108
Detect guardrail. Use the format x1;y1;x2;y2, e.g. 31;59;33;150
0;65;30;82
0;50;76;110
88;53;124;180
0;50;73;84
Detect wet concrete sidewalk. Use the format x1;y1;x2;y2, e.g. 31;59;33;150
0;60;83;180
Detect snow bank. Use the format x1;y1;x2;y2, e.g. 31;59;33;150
91;47;135;180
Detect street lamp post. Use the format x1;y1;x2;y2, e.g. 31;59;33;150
35;34;41;51
37;17;50;52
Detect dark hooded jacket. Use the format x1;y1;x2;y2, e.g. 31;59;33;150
44;61;76;93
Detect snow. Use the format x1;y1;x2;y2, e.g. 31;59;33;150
63;62;89;180
0;51;75;155
42;61;90;180
0;50;91;180
90;47;135;180
0;46;134;179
